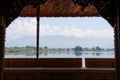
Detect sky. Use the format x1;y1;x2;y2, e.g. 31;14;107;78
5;17;114;49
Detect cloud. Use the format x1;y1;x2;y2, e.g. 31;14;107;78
6;17;36;40
6;17;114;41
40;25;114;39
5;17;114;48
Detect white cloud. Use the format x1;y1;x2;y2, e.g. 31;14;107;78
40;25;114;38
6;17;114;41
6;17;36;40
5;17;114;48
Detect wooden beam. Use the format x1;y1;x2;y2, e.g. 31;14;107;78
115;0;120;79
0;24;5;80
36;7;40;59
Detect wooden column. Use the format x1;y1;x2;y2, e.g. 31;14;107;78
115;0;120;79
0;25;5;80
36;7;40;59
0;16;6;80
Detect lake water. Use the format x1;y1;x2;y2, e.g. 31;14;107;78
5;51;115;67
5;51;115;58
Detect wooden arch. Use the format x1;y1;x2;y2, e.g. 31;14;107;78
5;0;116;27
0;0;119;80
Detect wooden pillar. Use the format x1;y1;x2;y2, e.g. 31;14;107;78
36;7;40;59
0;16;5;80
115;0;120;80
0;26;5;80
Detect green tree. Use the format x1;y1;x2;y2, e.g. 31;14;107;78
74;46;83;51
95;46;102;51
44;46;48;49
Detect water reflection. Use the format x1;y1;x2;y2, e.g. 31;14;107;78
5;51;115;58
74;51;82;56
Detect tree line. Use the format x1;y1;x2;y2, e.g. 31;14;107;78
5;45;114;52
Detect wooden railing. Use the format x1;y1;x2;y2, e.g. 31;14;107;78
85;58;115;68
4;58;82;68
3;58;116;80
4;58;115;68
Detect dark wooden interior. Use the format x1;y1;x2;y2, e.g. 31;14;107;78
3;58;116;80
85;58;115;68
0;0;119;80
4;58;82;68
4;68;115;80
4;58;115;68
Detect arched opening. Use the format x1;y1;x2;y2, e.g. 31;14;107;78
5;17;115;68
40;17;115;68
1;0;118;80
5;17;37;58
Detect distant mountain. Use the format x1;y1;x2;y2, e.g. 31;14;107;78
5;35;114;48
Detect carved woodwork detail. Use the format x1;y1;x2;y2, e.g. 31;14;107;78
39;0;99;17
6;0;115;27
72;0;115;26
6;0;47;27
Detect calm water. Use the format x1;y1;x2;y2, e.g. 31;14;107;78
5;51;115;58
5;51;115;67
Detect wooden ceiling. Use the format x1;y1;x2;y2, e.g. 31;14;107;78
0;0;116;27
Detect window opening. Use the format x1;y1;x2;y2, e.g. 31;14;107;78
5;17;37;58
39;17;114;67
5;17;115;67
